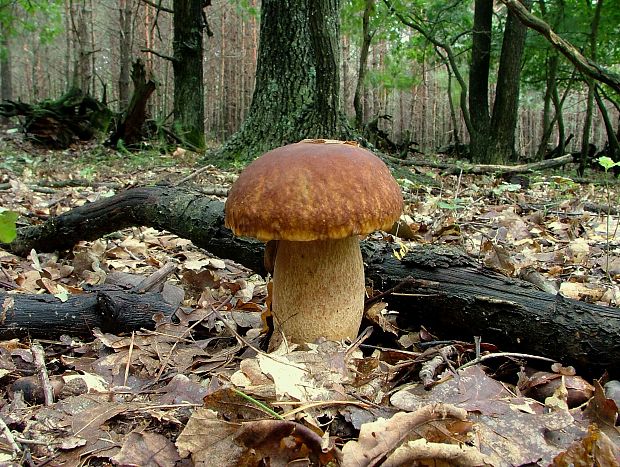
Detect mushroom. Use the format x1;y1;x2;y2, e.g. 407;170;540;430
224;139;403;346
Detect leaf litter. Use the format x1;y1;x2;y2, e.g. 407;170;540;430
0;145;619;465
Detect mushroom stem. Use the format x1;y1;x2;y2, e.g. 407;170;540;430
271;237;365;345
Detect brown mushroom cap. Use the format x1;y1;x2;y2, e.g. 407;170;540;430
225;140;403;241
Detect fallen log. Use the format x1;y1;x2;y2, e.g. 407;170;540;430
0;288;177;339
3;185;620;377
385;153;574;175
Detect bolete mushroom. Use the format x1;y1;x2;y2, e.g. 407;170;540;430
224;139;403;346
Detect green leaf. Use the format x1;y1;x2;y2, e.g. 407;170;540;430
597;156;620;172
437;199;464;210
0;210;18;243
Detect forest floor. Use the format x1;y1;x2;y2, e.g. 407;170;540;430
0;134;619;465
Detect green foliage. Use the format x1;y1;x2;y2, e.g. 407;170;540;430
492;182;522;196
522;0;620;93
232;0;260;20
0;209;18;243
597;156;620;172
0;1;63;42
437;198;467;210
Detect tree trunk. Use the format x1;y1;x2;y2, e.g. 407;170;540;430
306;0;343;134
212;0;354;164
172;0;206;149
71;1;93;94
5;185;620;377
594;88;620;160
489;0;531;164
0;21;12;125
578;0;603;176
108;59;156;147
468;0;492;163
536;53;561;160
118;0;133;110
354;0;374;130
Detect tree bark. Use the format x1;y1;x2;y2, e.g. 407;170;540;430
361;243;620;379
108;59;156;147
489;0;530;164
0;288;177;339
4;185;620;377
354;0;374;130
0;20;12;126
212;0;354;164
118;0;133;110
0;22;12;101
172;0;206;149
468;0;493;164
578;0;603;177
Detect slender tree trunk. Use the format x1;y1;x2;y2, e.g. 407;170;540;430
445;62;460;147
489;0;531;163
594;89;620;160
77;3;92;93
578;0;603;176
536;53;560;159
354;0;374;129
0;22;12;125
468;0;492;163
213;0;354;163
64;0;72;91
118;0;133;110
172;0;206;149
68;0;92;93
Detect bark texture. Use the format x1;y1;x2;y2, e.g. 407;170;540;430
0;289;176;339
489;0;530;163
173;0;206;149
468;0;492;163
212;0;353;163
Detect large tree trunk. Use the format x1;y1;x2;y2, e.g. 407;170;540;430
212;0;354;164
172;0;206;149
489;0;530;164
5;185;620;378
468;0;493;164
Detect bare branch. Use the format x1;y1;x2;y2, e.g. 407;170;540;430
140;0;172;13
141;47;175;62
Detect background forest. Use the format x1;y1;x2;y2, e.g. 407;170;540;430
0;0;619;163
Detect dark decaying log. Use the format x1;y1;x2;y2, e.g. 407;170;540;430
4;185;620;377
0;289;177;339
